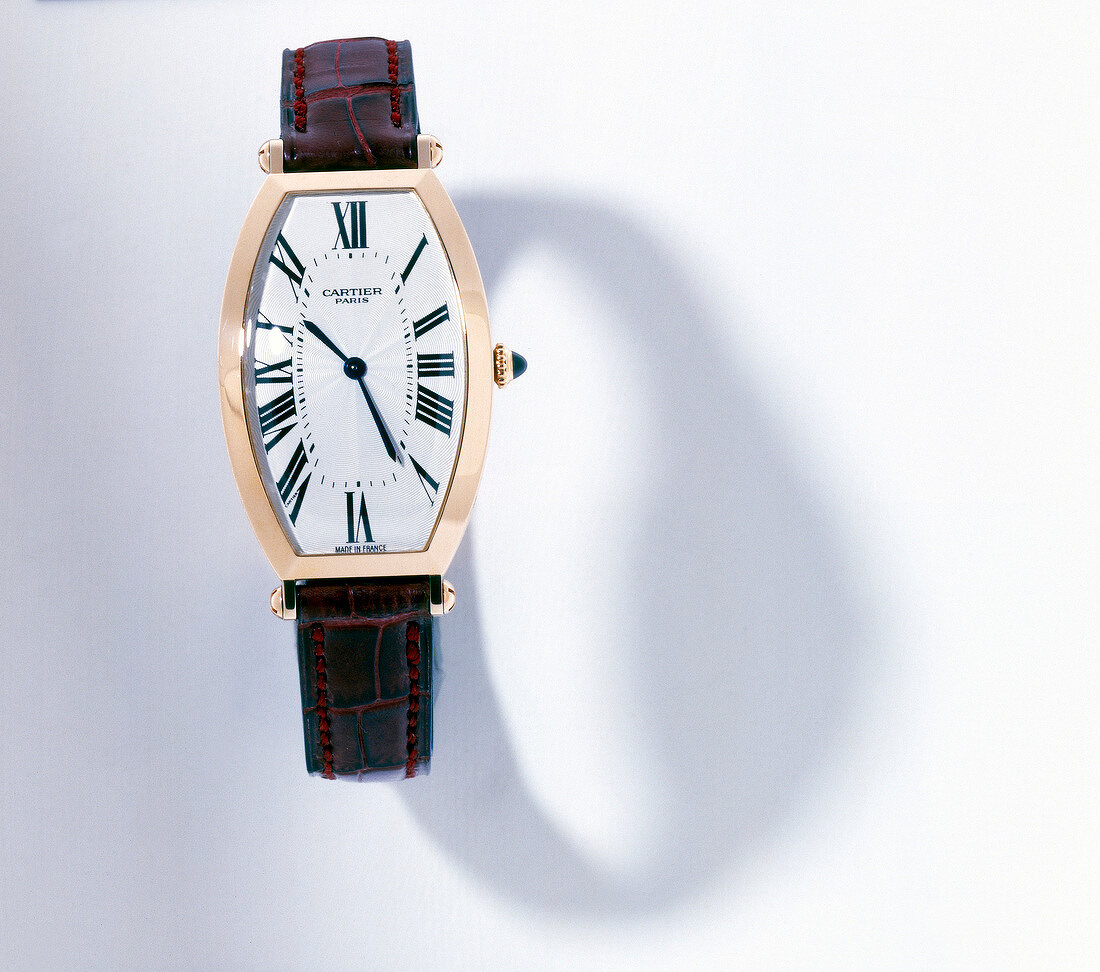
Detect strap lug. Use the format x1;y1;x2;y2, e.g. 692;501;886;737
270;579;297;619
258;139;284;174
417;134;443;169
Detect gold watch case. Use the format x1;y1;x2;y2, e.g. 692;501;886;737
219;159;493;583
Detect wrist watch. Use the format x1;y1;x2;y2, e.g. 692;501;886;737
219;37;525;780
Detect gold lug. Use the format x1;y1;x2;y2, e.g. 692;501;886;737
270;580;296;620
417;134;443;169
258;139;284;174
429;576;456;616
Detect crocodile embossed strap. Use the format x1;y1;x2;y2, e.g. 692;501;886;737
296;580;433;779
280;37;430;781
280;37;419;171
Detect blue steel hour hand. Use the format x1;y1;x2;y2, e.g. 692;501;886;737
302;318;404;465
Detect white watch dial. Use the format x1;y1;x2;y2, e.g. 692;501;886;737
243;190;466;555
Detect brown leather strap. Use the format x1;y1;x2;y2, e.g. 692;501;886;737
280;37;430;781
296;580;432;779
280;37;419;171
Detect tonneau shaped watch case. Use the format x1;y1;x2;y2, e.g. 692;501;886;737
219;166;493;582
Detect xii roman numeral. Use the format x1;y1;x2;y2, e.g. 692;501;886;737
333;201;368;249
269;233;306;300
277;440;311;524
412;304;448;339
415;384;454;436
416;352;455;378
257;389;297;451
345;491;374;543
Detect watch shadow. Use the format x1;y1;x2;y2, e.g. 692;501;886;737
400;193;873;918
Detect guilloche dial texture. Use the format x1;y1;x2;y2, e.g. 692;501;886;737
243;191;466;555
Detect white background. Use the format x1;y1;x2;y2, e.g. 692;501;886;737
1;2;1096;968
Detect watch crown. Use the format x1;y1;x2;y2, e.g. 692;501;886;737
494;344;528;387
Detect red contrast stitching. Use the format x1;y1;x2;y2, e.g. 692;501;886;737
404;621;421;778
386;39;401;127
293;47;307;132
283;81;411;107
311;624;335;779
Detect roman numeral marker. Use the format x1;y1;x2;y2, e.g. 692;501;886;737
400;234;428;283
256;311;293;335
345;491;374;543
416;352;455;378
269;233;305;300
412;304;449;339
410;456;440;500
277;440;311;524
332;201;368;249
255;358;292;383
257;389;297;451
414;384;454;436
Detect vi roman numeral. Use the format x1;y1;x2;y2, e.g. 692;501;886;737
415;384;454;436
269;233;306;300
257;389;297;452
277;440;311;525
416;352;455;378
412;304;448;339
333;201;368;249
345;491;374;543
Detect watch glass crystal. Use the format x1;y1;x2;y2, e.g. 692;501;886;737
243;190;466;555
